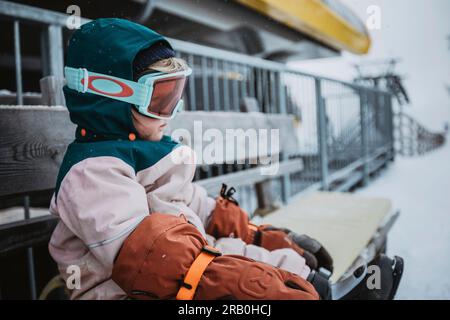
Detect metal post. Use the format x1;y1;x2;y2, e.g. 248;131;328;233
360;90;370;186
48;25;64;77
256;68;263;110
248;67;255;98
240;64;247;99
374;90;382;149
387;93;395;160
232;63;239;111
201;56;209;111
278;72;287;114
269;71;276;113
188;54;196;111
381;93;389;153
315;78;329;190
280;153;292;204
263;70;270;113
15;22;38;297
223;61;230;111
278;71;290;202
212;58;220;111
366;91;373;155
40;24;64;79
24;196;37;300
14;20;23;105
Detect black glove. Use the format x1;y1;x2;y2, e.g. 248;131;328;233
288;232;334;273
263;225;334;273
307;270;332;300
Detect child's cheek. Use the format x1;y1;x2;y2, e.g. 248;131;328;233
149;130;164;142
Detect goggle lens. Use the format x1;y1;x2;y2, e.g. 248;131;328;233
146;75;187;118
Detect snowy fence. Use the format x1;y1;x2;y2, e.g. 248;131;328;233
394;112;446;156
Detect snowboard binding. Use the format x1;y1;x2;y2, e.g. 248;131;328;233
331;254;404;300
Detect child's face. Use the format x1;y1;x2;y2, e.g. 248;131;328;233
131;107;168;141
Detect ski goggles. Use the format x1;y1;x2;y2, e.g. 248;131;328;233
65;66;192;119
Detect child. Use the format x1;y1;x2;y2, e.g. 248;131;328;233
49;18;333;300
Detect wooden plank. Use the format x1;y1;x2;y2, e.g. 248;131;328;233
165;111;300;162
0;107;300;197
334;172;363;192
196;158;303;195
254;179;280;216
39;76;66;106
0;106;75;197
0;92;43;105
239;98;297;208
0;215;58;256
240;97;260;112
0;206;50;225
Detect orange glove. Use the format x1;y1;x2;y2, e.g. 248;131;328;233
206;184;333;272
112;213;319;300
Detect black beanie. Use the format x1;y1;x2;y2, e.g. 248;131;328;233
133;41;175;78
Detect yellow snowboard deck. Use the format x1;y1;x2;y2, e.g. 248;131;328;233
259;192;392;283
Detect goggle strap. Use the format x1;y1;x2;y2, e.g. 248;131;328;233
64;67;149;106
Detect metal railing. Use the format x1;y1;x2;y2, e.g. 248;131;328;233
0;0;394;208
172;41;394;199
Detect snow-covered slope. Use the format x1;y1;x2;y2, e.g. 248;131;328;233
357;137;450;299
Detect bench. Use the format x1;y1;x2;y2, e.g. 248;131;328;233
165;107;399;286
0;103;398;298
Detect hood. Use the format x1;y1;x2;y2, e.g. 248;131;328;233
63;18;173;141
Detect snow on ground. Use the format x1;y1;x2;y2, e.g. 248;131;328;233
356;137;450;299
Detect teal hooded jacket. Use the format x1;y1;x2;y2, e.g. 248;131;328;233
48;18;312;300
55;18;180;196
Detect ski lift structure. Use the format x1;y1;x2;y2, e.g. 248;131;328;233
354;59;410;107
354;59;446;156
